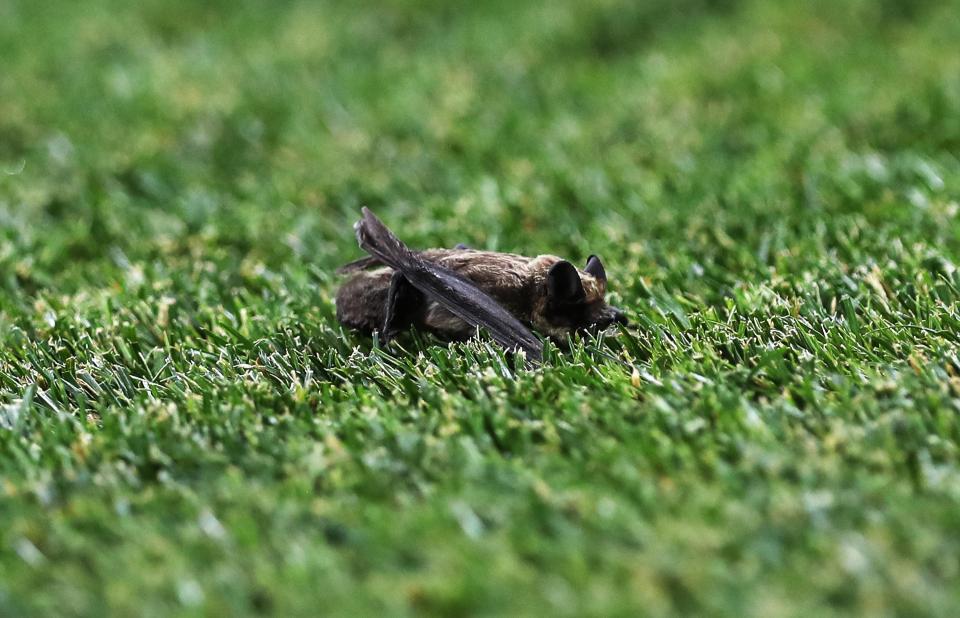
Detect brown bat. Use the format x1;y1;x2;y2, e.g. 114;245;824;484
335;208;628;364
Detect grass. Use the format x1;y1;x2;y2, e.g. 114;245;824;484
2;0;960;614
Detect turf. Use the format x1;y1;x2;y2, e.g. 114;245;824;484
2;0;960;615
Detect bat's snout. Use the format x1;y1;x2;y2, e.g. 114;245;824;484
588;307;628;332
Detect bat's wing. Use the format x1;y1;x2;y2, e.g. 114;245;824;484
335;255;380;274
337;244;471;275
354;207;543;364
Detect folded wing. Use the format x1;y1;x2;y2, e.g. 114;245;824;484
354;207;543;364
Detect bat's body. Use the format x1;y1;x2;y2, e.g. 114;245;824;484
335;209;627;363
338;249;606;340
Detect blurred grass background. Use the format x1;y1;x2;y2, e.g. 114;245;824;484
2;0;960;615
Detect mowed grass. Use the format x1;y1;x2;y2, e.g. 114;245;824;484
2;0;960;614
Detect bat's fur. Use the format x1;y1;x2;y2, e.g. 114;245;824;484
336;211;627;350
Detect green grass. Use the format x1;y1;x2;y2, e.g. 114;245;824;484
2;0;960;614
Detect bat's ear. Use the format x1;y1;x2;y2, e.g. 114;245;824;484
547;260;586;302
584;255;606;282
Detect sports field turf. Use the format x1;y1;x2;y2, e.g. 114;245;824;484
2;0;960;615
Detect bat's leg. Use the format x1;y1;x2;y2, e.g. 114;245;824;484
383;271;426;343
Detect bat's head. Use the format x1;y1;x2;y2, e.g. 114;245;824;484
530;255;628;339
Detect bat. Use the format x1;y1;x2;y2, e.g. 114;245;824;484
335;208;628;364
